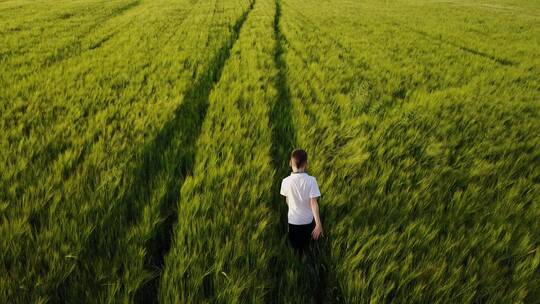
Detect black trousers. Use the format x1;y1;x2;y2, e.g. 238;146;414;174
288;220;315;256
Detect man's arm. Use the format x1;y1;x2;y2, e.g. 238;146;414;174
310;197;323;240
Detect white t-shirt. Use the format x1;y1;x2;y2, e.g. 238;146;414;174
280;172;321;225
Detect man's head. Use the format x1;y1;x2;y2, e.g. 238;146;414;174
290;149;308;171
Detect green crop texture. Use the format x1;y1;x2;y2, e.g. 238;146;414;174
1;0;539;303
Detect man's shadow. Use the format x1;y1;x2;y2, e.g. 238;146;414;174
303;208;343;304
276;203;342;304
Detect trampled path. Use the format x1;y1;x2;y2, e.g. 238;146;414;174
269;0;341;302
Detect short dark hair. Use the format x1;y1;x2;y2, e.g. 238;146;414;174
291;149;308;168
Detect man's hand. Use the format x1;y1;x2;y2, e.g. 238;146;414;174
310;197;323;240
312;224;323;240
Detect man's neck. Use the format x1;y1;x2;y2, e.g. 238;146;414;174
292;168;306;173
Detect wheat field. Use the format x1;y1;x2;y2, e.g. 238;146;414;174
1;0;539;302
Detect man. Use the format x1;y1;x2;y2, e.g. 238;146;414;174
280;149;323;257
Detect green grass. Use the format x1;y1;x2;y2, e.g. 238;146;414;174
279;0;540;302
1;0;539;302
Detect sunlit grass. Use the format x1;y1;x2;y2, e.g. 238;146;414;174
1;0;538;302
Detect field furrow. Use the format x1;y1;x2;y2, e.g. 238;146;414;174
270;1;343;302
159;0;288;301
0;0;142;80
266;0;298;301
112;1;257;302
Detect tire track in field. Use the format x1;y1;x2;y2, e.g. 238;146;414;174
272;1;343;302
52;1;256;301
134;3;257;301
52;2;257;302
1;0;141;35
0;0;140;169
38;0;142;66
268;0;297;301
0;0;142;67
272;0;297;230
401;25;515;66
276;2;373;106
289;1;515;69
3;1;200;233
8;2;196;240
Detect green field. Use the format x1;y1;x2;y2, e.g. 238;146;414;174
1;0;539;302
